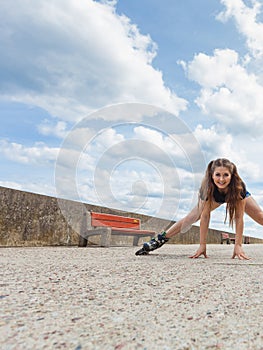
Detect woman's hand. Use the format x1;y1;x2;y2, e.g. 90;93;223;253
189;244;208;259
232;244;250;260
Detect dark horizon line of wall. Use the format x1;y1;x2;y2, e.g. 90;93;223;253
0;186;262;247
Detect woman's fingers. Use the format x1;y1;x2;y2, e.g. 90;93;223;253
232;251;251;260
189;251;208;259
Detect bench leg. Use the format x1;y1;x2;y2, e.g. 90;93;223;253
79;228;111;247
133;236;140;246
79;211;88;247
78;235;88;247
100;227;111;247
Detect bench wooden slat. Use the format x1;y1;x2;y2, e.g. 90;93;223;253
91;212;140;229
91;218;140;229
91;212;140;224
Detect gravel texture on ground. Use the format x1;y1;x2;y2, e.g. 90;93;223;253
0;244;263;350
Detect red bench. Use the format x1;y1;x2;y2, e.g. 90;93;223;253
244;236;250;244
220;233;250;244
221;233;235;244
78;211;155;247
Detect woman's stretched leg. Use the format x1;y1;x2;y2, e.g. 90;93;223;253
165;200;207;238
244;196;263;225
166;200;222;238
135;200;219;255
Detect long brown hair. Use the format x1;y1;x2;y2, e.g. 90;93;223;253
199;158;244;227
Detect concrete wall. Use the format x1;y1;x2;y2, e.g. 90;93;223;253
0;186;262;246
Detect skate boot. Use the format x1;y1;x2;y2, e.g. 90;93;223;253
135;232;169;256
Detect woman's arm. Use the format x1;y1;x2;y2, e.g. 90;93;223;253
190;202;211;258
232;200;250;260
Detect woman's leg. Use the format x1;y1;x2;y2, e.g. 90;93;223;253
166;200;212;238
165;205;202;238
244;196;263;225
166;200;221;238
135;201;205;255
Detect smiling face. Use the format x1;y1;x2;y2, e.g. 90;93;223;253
212;166;232;192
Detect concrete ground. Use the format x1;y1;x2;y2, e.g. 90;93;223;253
0;244;263;350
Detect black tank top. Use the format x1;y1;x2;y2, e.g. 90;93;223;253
201;182;248;203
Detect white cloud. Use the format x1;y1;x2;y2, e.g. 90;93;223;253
0;140;59;165
73;124;201;219
217;0;263;59
193;124;261;181
133;126;201;166
76;158;195;220
194;124;233;158
92;128;125;151
0;0;187;122
38;119;68;139
63;126;97;150
0;180;56;198
0;181;23;191
75;127;125;173
177;0;263;140
182;49;263;134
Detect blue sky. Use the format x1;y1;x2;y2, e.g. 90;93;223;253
1;0;263;237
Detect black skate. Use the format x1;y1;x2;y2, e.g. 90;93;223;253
135;233;169;256
135;246;149;256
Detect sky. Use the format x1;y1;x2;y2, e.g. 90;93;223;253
1;0;263;238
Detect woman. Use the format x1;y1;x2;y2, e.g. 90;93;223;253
136;158;263;259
